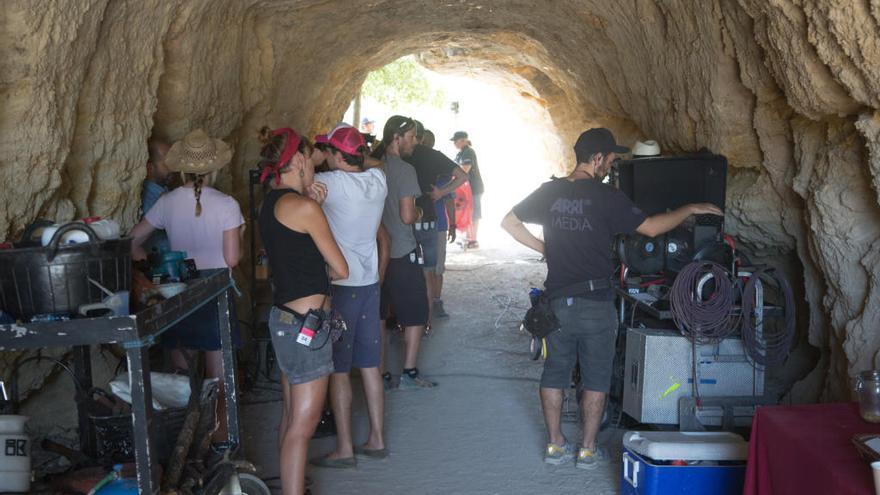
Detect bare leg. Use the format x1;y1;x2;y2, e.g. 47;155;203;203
472;219;480;243
580;391;605;450
359;367;385;450
204;350;228;441
423;270;435;326
327;373;354;459
280;376;329;495
278;375;290;450
171;349;229;442
403;325;425;370
379;321;387;376
170;348;188;372
540;387;565;446
434;273;444;300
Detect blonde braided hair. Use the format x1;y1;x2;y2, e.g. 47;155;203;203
182;172;208;217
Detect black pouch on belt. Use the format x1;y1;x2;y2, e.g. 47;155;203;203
522;293;560;338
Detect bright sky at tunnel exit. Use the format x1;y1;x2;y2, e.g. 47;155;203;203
344;56;564;247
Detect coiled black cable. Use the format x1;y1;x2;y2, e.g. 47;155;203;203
670;261;739;344
741;266;796;367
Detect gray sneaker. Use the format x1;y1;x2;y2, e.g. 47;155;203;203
399;372;437;389
543;441;574;465
576;446;606;469
433;300;449;318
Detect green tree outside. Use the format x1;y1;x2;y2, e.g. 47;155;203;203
362;56;445;109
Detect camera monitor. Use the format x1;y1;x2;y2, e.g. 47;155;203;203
616;154;727;215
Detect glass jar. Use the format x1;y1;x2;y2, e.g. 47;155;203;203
856;370;880;423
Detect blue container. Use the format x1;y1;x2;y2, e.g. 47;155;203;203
621;448;745;495
152;250;187;281
95;477;138;495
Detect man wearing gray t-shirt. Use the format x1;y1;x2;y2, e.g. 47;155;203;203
373;115;436;389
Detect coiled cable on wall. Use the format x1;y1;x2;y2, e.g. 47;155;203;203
741;266;796;367
670;261;739;344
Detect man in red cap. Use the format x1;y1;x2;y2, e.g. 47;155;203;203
502;128;722;469
309;125;390;468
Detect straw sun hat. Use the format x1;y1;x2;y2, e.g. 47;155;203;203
165;129;233;174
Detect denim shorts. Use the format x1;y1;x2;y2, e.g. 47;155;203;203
268;306;334;385
540;298;618;392
331;283;381;372
414;223;438;268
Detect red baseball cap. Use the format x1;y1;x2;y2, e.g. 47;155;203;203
314;134;329;144
328;126;366;156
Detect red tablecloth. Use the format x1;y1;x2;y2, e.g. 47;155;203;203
744;402;880;495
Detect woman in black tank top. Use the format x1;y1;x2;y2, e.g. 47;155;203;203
257;126;347;495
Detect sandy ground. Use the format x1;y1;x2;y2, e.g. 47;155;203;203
241;241;623;494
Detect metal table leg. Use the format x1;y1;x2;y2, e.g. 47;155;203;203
127;344;158;494
217;290;240;447
72;345;95;456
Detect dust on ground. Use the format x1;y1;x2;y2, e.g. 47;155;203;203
241;242;623;494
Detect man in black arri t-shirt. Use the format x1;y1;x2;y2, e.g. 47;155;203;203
501;128;722;468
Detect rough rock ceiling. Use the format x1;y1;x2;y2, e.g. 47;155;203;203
2;0;880;399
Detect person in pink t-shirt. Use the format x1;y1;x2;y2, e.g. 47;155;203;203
130;129;245;446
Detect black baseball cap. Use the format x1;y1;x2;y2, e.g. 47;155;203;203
573;128;629;161
450;131;468;141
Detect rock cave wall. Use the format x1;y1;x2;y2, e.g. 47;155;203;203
2;0;880;401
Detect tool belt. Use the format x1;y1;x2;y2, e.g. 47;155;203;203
275;304;347;350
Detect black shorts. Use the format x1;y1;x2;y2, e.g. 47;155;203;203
380;254;428;327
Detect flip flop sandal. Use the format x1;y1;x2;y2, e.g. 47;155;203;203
309;455;357;469
354;445;389;459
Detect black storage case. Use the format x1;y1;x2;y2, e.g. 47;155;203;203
617;153;727;215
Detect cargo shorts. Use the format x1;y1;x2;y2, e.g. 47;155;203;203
540;298;618;393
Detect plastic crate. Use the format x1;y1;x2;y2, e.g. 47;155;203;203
88;383;218;464
89;406;188;464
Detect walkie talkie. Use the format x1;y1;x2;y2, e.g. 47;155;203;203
296;310;322;347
